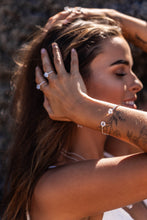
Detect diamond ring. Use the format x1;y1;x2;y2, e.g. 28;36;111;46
64;6;83;14
44;70;54;78
64;6;73;13
36;80;46;90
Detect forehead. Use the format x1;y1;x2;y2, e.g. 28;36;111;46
90;36;133;68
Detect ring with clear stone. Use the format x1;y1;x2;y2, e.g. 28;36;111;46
64;6;73;13
75;7;83;14
64;6;83;14
36;80;46;90
44;70;54;78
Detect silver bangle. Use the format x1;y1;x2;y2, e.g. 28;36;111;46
100;105;118;135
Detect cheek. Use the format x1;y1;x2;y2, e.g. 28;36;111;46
87;76;125;103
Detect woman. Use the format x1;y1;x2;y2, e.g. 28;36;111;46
2;7;147;220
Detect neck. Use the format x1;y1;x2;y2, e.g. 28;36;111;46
71;126;107;160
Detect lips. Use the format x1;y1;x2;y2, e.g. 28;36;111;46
123;100;137;109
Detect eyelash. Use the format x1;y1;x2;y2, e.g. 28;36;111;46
115;72;126;77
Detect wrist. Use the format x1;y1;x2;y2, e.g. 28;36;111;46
71;93;101;130
70;92;89;125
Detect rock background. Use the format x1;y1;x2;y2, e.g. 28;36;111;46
0;0;147;205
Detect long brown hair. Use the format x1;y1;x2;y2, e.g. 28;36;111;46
2;16;121;220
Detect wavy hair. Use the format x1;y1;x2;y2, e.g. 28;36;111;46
2;16;121;220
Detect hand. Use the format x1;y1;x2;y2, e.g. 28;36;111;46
44;7;118;31
44;7;87;30
44;10;71;30
35;43;87;122
63;7;118;19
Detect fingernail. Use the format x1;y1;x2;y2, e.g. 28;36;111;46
41;48;46;54
52;42;57;48
71;48;76;53
63;19;69;24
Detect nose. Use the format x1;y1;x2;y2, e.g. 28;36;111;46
129;72;143;93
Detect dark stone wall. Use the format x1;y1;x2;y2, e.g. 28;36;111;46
0;0;147;204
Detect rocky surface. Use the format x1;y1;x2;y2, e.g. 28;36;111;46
0;0;147;204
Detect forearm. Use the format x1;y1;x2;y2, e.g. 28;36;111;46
75;93;147;150
110;10;147;52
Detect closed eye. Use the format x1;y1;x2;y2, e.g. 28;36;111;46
116;73;126;77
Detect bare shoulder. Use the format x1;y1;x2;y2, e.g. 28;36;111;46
31;154;147;219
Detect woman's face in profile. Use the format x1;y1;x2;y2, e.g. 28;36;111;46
86;36;143;109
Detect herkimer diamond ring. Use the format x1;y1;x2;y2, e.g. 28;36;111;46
44;70;54;78
64;6;83;14
36;80;46;90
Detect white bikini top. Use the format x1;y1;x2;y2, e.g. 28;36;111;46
103;208;133;220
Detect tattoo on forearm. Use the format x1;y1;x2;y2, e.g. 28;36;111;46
111;130;121;138
127;126;147;147
113;110;126;125
105;109;125;137
107;109;126;126
140;126;147;144
101;106;147;147
127;131;140;146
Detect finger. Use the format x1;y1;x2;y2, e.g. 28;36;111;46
52;42;67;76
45;11;71;29
51;10;71;22
63;7;85;24
35;66;48;91
70;48;80;75
63;12;80;24
41;48;56;80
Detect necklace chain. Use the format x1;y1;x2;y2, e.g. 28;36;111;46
61;150;86;162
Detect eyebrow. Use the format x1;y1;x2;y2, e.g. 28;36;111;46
110;59;130;66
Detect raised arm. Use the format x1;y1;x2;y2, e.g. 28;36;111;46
44;8;147;52
35;43;147;150
64;7;147;52
106;9;147;52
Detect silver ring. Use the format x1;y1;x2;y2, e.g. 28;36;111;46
44;70;53;78
64;6;72;13
75;7;83;14
64;6;83;14
36;80;46;90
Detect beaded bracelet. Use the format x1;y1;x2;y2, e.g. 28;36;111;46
100;105;118;135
